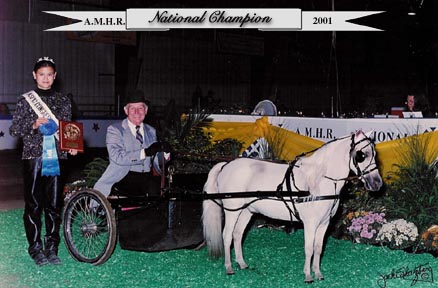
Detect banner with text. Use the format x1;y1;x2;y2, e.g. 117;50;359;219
44;9;383;31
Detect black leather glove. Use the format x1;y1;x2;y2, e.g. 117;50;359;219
161;141;172;153
144;142;162;156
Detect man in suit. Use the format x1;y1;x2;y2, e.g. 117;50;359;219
94;90;168;198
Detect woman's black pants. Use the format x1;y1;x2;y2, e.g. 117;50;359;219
23;158;63;257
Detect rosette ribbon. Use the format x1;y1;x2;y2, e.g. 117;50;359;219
39;119;60;176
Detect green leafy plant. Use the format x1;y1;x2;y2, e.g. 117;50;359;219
341;182;386;214
383;132;438;239
63;157;109;196
161;112;243;174
82;157;109;187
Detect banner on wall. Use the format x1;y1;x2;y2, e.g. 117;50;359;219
43;9;383;32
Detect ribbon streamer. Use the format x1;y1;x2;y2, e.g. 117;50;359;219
39;119;60;176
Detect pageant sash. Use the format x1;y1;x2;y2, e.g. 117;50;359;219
39;119;60;176
23;90;59;140
23;90;59;125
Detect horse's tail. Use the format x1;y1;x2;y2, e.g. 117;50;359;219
202;161;227;258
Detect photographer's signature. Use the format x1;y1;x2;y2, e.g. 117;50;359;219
377;262;434;288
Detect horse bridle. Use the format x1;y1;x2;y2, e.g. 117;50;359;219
349;134;379;179
276;133;378;222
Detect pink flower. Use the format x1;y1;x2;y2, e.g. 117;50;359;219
361;230;373;239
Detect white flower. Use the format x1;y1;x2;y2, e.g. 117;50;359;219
376;219;418;248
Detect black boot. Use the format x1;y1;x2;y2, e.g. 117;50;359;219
44;249;61;265
44;236;61;265
32;251;49;266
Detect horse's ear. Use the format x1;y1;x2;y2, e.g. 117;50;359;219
364;130;374;138
354;130;363;137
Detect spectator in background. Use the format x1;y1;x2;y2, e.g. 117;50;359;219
405;94;416;112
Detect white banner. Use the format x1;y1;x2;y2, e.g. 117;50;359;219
44;9;383;31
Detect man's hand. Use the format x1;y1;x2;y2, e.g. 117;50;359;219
144;142;162;156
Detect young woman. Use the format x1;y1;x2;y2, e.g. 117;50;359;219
10;57;77;266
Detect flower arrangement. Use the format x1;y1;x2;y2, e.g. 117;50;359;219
376;219;418;250
345;211;387;244
420;225;438;252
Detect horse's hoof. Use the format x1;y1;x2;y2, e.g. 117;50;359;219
226;267;235;275
238;263;249;270
315;272;324;281
304;275;314;284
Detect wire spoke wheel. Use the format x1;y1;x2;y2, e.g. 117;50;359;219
63;189;117;265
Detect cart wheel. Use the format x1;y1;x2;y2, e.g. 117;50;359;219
63;188;117;265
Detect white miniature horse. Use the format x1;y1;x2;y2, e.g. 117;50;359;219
202;130;383;283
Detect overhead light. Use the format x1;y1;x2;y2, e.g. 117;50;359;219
408;1;416;15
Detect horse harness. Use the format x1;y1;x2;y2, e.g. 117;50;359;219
275;133;378;222
211;133;377;224
275;159;339;223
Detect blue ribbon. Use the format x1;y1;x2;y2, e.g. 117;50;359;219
39;119;60;176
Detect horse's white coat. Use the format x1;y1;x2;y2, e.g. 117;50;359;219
202;131;383;283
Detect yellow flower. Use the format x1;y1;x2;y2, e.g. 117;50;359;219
420;225;438;250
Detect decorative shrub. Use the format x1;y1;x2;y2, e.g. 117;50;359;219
345;211;387;244
163;113;243;174
82;157;109;187
331;181;385;240
383;132;438;240
376;219;418;250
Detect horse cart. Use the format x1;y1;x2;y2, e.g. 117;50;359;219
62;167;209;266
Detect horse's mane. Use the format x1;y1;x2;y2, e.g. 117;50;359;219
298;135;353;190
300;135;349;162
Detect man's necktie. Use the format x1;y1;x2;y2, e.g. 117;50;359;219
135;126;143;145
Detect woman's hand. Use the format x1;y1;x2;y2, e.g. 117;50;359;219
32;117;49;130
68;149;78;156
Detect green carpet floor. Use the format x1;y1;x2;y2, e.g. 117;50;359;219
0;209;436;288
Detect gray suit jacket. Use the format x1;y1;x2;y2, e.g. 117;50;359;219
94;118;157;197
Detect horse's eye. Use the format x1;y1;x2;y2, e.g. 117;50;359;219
355;151;366;163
